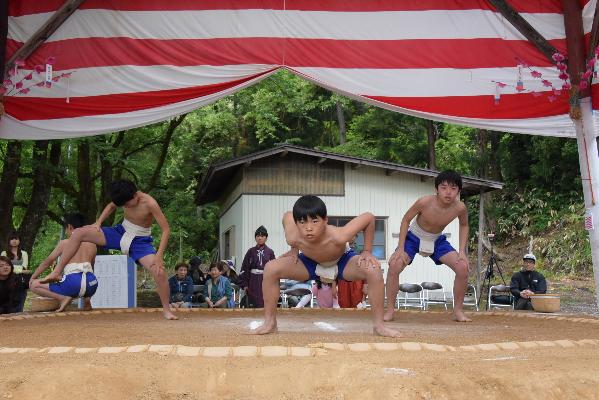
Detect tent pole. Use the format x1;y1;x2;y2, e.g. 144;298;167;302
575;98;599;308
562;0;599;308
476;189;484;297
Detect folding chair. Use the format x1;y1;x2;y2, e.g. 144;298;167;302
397;283;424;310
421;281;447;310
458;283;479;311
488;284;513;310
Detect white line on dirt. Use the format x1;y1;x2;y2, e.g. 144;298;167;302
314;321;338;331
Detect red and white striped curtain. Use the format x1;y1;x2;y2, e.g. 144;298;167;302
1;0;596;139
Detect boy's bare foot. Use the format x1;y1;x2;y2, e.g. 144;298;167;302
452;311;472;322
40;272;61;284
163;310;178;320
383;309;396;322
56;297;73;313
373;324;401;338
83;298;92;311
250;320;278;335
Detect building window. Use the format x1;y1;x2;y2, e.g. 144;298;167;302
327;217;387;260
223;227;234;260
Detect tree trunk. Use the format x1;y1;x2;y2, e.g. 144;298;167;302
476;129;489;178
336;101;346;145
427;120;437;170
18;141;62;253
489;131;502;181
76;140;98;225
145;114;187;193
0;141;22;246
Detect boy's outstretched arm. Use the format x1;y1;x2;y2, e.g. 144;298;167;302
30;241;65;282
149;198;170;269
281;211;300;261
340;212;379;267
93;202;117;230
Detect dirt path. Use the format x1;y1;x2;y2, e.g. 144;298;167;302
1;309;599;399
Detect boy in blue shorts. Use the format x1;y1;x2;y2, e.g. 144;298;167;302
252;195;399;337
385;170;471;322
30;213;98;312
42;180;177;320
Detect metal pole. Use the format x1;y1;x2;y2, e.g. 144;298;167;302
574;98;599;308
476;189;484;296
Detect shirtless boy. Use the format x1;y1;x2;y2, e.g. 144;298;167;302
43;179;177;320
253;195;400;337
385;170;471;322
30;213;98;312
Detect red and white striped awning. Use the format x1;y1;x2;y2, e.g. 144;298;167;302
1;0;596;139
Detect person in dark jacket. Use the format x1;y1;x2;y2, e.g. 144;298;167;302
510;253;547;310
168;262;194;309
239;226;276;308
0;256;28;314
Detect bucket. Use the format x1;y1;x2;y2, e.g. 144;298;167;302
30;296;60;312
530;294;560;313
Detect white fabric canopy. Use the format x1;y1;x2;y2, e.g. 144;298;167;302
1;0;597;139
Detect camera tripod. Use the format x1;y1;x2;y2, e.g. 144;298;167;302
477;236;507;309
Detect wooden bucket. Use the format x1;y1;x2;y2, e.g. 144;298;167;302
30;297;60;312
530;294;560;313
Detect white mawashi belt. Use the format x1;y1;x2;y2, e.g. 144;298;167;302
315;258;340;283
120;219;152;256
250;269;264;275
64;262;93;297
409;220;441;257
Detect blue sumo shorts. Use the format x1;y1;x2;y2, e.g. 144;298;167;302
298;249;357;281
49;272;98;298
403;231;456;265
101;224;155;262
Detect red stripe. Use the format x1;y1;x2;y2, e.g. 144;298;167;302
368;92;569;119
6;37;567;71
4;69;278;120
9;0;563;17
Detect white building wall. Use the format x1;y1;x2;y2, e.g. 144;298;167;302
219;197;244;269
228;164;459;295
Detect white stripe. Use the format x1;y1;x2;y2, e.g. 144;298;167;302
583;0;597;34
8;64;276;98
8;9;565;43
0;70;279;139
292;66;567;97
8;65;566;100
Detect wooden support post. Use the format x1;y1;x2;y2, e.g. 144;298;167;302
4;0;87;76
476;189;485;296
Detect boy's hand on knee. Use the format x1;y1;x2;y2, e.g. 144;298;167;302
389;249;409;267
358;251;380;270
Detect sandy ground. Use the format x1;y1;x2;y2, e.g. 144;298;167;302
1;309;599;399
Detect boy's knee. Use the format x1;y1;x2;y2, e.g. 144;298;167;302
364;267;383;283
454;261;469;279
263;261;280;279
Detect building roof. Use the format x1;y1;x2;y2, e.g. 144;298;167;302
196;144;503;204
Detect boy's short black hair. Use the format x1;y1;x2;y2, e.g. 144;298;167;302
435;170;463;191
292;195;327;222
63;213;86;229
110;179;137;206
175;262;189;273
255;225;268;237
209;262;224;272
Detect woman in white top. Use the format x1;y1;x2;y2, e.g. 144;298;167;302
1;232;30;312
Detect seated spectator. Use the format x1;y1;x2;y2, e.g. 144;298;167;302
221;260;239;285
338;235;367;308
0;256;28;314
312;277;340;309
1;232;30;312
189;256;208;285
168;262;194;309
201;262;233;308
510;253;547;310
